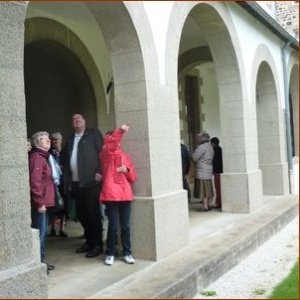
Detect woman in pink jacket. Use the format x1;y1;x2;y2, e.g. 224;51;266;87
99;124;137;266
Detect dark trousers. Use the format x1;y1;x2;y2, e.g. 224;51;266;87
214;173;221;208
71;182;103;249
105;201;131;256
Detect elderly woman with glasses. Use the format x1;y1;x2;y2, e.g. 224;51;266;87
29;131;56;273
48;132;68;237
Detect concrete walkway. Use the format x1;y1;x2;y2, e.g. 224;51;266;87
46;195;298;299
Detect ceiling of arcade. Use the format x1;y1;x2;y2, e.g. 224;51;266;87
179;15;208;55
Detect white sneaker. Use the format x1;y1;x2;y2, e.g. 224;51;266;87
104;255;114;265
123;254;135;264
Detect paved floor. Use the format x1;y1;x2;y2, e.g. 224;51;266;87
46;196;298;298
47;220;152;298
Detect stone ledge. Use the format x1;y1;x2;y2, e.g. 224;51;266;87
89;195;298;299
0;261;47;298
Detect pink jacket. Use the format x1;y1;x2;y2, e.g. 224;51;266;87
99;128;137;202
29;148;55;209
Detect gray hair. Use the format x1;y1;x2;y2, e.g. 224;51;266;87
50;132;63;140
196;131;210;144
31;131;49;147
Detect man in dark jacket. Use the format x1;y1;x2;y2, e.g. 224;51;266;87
210;137;223;209
62;114;103;257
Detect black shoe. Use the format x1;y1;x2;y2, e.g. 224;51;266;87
49;229;56;237
47;263;55;271
76;243;91;253
85;246;103;258
59;230;68;237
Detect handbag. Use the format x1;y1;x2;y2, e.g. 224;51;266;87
49;186;64;213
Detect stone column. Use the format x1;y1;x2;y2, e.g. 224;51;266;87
112;49;189;260
201;19;264;213
217;76;263;213
256;64;289;196
0;2;47;297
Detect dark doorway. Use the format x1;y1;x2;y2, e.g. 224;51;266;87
289;93;295;157
24;40;97;142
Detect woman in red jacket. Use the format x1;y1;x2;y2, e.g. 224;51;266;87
29;131;55;273
99;124;137;266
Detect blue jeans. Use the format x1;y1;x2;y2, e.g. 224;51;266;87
31;209;49;262
105;201;131;256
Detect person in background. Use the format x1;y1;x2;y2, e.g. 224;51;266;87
61;114;104;258
210;137;223;209
27;138;32;152
49;132;68;237
100;123;137;266
181;143;191;202
29;131;55;273
192;132;214;212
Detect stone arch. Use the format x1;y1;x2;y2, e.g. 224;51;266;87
24;38;98;139
166;2;261;212
252;44;288;195
23;1;164;261
24;16;111;132
250;44;281;107
82;2;158;197
178;46;213;73
287;57;299;158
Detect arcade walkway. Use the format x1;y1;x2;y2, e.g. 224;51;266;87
46;195;298;299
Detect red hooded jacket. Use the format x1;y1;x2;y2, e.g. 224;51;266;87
99;128;137;202
29;147;55;209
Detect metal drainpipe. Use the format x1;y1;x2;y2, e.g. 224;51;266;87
281;41;293;194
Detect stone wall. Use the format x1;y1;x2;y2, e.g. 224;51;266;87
275;1;299;39
0;2;48;298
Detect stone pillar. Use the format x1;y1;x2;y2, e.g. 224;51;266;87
218;79;263;213
256;63;289;196
189;10;264;213
0;2;47;297
112;51;189;260
87;2;190;261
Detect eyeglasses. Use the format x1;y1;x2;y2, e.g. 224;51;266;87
39;137;50;142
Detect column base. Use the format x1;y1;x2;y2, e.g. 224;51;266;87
0;261;47;298
221;170;263;213
132;190;189;261
260;163;289;195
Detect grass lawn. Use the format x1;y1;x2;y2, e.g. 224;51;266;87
269;260;299;299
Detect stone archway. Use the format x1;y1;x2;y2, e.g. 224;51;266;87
24;39;97;139
255;62;288;195
166;2;263;213
251;44;289;196
288;64;299;158
0;1;158;297
24;2;160;261
24;15;111;135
